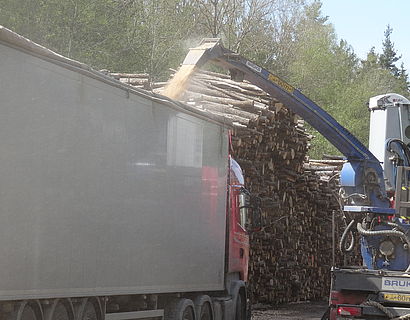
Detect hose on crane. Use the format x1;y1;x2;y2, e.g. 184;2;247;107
357;222;410;272
362;300;410;319
339;219;356;253
362;300;395;319
383;221;409;235
387;139;410;187
387;139;410;167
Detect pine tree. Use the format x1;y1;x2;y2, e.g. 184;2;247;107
379;25;401;77
398;62;410;93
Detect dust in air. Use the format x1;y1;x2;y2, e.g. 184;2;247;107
162;64;197;100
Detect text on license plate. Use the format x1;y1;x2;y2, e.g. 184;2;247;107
384;293;410;303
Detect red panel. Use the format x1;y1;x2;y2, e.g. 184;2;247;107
228;180;250;280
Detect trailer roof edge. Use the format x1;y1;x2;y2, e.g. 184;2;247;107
0;25;233;128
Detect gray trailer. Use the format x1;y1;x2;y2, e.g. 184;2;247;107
0;27;252;320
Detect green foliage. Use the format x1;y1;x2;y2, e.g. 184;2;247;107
379;25;401;77
398;63;410;92
0;0;201;79
1;0;409;158
1;0;126;65
281;3;409;158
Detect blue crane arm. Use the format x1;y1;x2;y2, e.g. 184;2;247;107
182;39;391;210
230;64;372;161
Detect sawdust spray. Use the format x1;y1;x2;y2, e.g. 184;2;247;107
162;64;198;100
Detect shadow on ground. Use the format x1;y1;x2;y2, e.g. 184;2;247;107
252;300;328;320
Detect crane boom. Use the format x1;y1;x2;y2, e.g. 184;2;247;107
182;38;391;210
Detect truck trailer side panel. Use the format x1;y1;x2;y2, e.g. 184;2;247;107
0;38;228;300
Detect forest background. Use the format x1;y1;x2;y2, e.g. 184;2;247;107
1;0;409;157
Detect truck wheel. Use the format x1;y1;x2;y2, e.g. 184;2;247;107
9;301;43;320
44;300;74;320
194;296;213;320
77;298;103;320
165;298;195;320
235;293;246;320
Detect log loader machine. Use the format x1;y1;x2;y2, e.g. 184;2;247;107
181;39;410;319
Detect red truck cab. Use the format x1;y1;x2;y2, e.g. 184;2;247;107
228;157;250;281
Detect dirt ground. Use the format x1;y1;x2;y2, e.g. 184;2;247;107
251;301;328;320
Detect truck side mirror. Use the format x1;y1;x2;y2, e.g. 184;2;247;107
239;188;262;232
238;192;249;228
248;195;262;232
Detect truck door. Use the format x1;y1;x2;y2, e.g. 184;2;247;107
228;158;250;281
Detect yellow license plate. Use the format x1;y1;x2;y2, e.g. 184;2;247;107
384;293;410;303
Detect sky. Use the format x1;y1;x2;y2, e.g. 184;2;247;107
321;0;410;69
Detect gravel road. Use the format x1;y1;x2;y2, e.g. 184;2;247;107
252;301;328;320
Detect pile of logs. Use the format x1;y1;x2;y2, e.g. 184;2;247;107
112;69;360;304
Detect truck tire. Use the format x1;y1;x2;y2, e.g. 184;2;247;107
44;299;74;320
194;296;213;320
8;301;43;320
165;298;195;320
77;298;103;320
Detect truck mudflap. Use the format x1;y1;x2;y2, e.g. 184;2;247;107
329;268;410;319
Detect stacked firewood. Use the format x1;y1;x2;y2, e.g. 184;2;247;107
112;69;359;304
